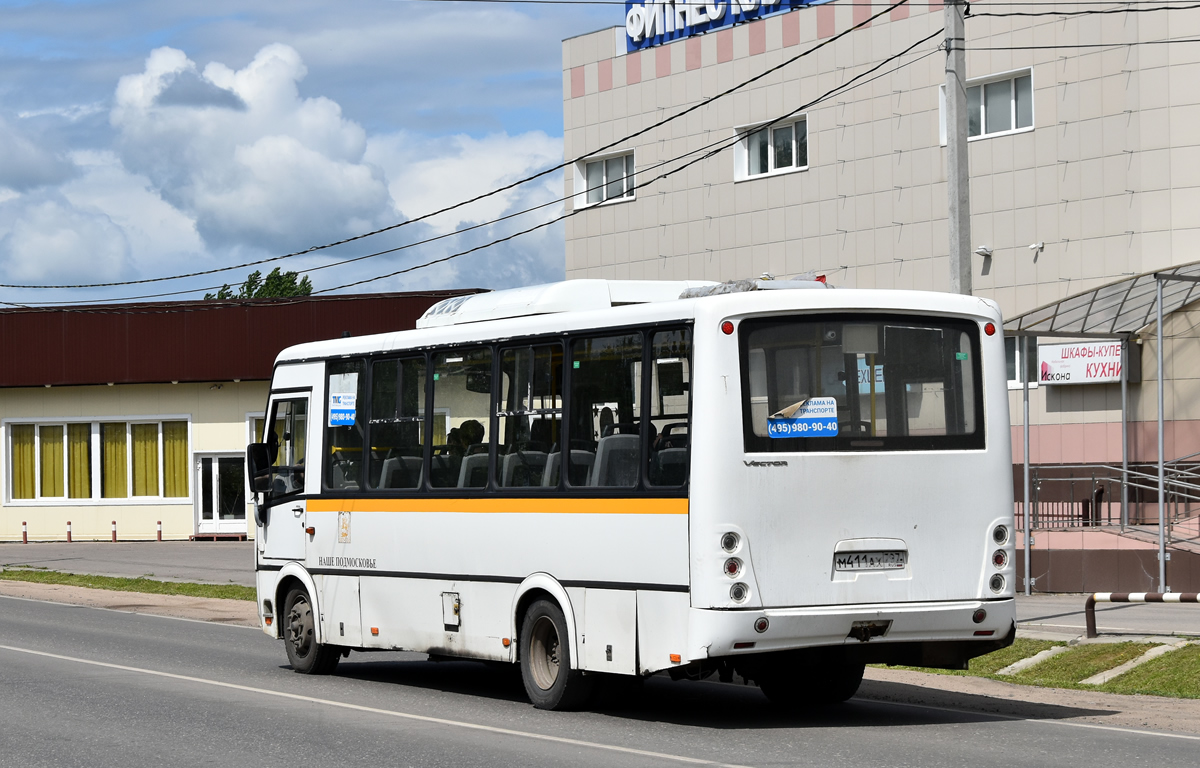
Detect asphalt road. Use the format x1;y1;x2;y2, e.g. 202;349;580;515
2;596;1199;768
4;541;1200;638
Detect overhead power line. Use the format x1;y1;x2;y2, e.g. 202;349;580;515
0;0;910;293
314;29;944;295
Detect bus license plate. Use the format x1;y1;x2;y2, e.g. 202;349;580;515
834;551;907;571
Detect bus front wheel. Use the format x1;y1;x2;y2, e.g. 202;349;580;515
519;599;594;710
283;587;341;675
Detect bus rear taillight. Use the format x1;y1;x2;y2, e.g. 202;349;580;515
992;550;1008;568
724;558;743;577
972;608;987;624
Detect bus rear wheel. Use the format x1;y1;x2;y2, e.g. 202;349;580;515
283;587;341;675
758;658;864;708
519;599;594;710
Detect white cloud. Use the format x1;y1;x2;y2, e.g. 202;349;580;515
62;150;205;273
0;194;130;283
0;117;77;191
367;130;563;235
110;44;392;251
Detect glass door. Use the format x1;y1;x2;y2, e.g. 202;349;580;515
195;453;247;536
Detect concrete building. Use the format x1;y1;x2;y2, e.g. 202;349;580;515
0;291;469;542
562;0;1200;590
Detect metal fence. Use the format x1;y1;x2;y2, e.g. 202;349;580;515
1015;455;1200;550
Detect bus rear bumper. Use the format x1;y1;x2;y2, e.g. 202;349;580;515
689;598;1016;664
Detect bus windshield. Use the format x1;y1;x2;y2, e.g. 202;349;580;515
741;313;984;453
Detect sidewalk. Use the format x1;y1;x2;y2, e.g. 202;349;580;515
0;540;256;587
1016;593;1200;640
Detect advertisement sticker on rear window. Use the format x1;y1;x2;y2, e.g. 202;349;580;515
767;397;838;438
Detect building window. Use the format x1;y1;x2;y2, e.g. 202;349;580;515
737;118;807;180
942;70;1033;143
575;152;635;207
1005;337;1038;390
8;420;189;502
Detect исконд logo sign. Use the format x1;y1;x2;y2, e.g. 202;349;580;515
623;0;824;53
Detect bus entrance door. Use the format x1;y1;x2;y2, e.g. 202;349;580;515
258;393;311;563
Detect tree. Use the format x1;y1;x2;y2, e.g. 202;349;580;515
205;268;313;300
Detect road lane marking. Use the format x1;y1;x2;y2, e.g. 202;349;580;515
0;643;753;768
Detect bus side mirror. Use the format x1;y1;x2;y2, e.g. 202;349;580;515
247;443;272;493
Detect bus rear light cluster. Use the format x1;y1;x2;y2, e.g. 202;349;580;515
989;574;1006;593
730;583;749;603
724;558;743;578
992;550;1008;568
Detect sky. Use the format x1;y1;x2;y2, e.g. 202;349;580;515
0;0;619;305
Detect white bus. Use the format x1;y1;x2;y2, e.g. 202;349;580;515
248;278;1016;710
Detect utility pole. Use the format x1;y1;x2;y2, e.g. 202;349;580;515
945;0;971;295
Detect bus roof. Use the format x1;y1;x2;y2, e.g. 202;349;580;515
415;279;717;329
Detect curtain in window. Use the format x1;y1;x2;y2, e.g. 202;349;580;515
10;425;35;500
101;423;128;498
131;423;159;496
67;423;91;499
162;421;188;498
39;426;64;497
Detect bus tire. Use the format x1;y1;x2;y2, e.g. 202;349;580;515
519;599;594;710
758;660;864;708
283;587;341;675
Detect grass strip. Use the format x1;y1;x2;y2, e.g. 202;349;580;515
1011;642;1158;688
1099;643;1200;699
0;568;255;601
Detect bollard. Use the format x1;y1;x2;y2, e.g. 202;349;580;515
157;521;162;542
22;521;27;544
111;520;117;543
66;521;72;543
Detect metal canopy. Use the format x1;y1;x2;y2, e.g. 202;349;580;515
1004;260;1200;338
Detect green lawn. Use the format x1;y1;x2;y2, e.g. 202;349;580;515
1010;642;1158;688
0;568;255;601
1098;643;1200;699
880;638;1200;699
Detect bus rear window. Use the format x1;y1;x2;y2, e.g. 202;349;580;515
740;314;984;453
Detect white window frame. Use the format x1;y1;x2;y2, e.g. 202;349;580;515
1005;337;1039;391
734;117;808;182
573;150;636;209
940;68;1034;145
4;416;193;505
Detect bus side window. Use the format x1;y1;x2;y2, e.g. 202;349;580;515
325;359;367;491
430;347;493;489
262;397;307;499
569;332;643;488
369;356;427;490
647;328;691;487
498;344;562;489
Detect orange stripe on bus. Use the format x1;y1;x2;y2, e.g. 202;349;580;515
306;497;688;515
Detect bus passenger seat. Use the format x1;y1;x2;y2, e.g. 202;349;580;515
458;452;488;487
501;451;547;487
590;434;640;486
651;447;688;486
